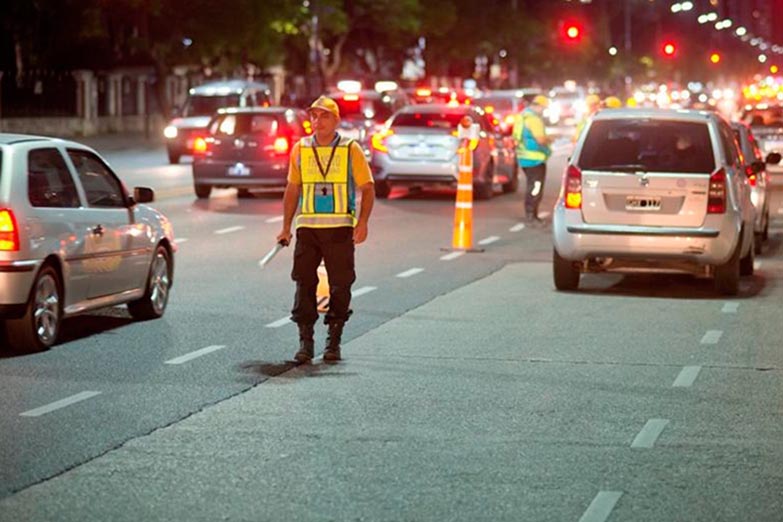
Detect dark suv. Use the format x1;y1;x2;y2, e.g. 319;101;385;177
163;80;272;164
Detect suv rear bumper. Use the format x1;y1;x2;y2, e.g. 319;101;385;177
552;203;741;266
0;260;40;313
193;161;288;187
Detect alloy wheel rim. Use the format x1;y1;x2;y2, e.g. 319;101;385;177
33;274;59;344
149;253;170;314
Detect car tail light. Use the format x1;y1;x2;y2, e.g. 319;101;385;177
416;88;431;97
708;168;726;214
193;137;208;154
484;105;495;114
504;114;516;126
343;94;359;101
273;136;290;155
564;165;582;209
745;165;757;187
371;129;394;153
0;209;20;251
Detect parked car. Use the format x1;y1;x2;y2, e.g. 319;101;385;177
731;121;781;253
369;104;518;199
553;109;755;295
163;80;272;164
0;134;176;352
191;107;311;199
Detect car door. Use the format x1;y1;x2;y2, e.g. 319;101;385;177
66;148;148;298
25;147;91;306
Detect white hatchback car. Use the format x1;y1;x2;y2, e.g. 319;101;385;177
0;134;176;352
552;109;755;295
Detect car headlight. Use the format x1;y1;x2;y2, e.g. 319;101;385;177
163;126;178;139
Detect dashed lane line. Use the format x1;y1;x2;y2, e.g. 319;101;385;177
352;286;377;297
440;251;465;261
721;302;739;313
509;223;526;232
478;236;500;246
265;216;284;223
214;226;245;235
20;391;102;418
700;330;723;344
165;345;226;365
578;491;623;522
176;237;188;243
631;418;669;449
396;268;425;278
672;366;702;388
265;317;292;328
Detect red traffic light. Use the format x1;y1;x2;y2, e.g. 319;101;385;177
662;41;677;57
560;20;584;44
566;25;580;40
709;52;721;64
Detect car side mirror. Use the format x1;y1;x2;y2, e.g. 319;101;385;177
133;186;155;204
765;152;781;165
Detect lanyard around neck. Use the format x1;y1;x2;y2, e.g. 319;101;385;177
311;136;339;179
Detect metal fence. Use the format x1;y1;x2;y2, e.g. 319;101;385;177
0;70;77;118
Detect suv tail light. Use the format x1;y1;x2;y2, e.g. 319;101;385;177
564;165;582;209
745;165;757;187
272;136;290;155
371;129;394;153
193;136;208;154
708;168;726;214
0;209;20;251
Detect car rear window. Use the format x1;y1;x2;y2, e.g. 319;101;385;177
184;95;241;117
391;112;465;129
742;106;783;127
210;114;279;136
579;119;715;174
334;97;392;122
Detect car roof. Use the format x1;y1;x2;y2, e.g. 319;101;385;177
215;106;301;116
189;80;270;96
591;108;719;123
397;104;478;114
0;133;95;149
328;89;384;99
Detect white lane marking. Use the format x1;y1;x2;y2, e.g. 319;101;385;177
578;491;623;522
214;225;245;235
165;345;226;365
754;260;762;270
538;211;551;219
440;251;465;261
722;302;739;313
396;268;425;278
700;330;723;344
176;237;189;244
672;366;702;388
631;419;670;448
509;223;526;232
265;216;284;223
478;235;500;246
20;391;102;417
352;286;377;297
265;317;292;328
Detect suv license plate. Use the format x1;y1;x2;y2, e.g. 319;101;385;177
626;196;661;211
228;164;251;176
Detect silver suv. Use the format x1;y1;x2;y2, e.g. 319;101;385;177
0;134;176;352
552;109;755;295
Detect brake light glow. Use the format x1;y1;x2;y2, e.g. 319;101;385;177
371;129;394;153
484;105;495;114
273;136;290;155
193;137;208;153
416;88;431;97
745;165;757;187
564;165;582;209
707;168;726;214
303;120;312;134
0;209;19;251
343;94;359;101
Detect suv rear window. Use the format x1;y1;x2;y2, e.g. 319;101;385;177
580;119;715;174
391;112;465;129
210;114;279;136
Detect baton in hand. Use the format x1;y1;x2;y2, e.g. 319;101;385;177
259;239;289;269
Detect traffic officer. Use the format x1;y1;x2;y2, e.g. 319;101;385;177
513;95;552;225
574;93;601;143
276;96;375;364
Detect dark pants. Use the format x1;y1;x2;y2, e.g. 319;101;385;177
291;227;355;326
521;163;546;219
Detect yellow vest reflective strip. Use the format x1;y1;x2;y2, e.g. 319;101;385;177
296;135;355;229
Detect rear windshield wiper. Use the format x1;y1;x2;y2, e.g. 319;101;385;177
584;164;648;173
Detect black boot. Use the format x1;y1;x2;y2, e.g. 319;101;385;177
294;324;314;363
323;322;344;363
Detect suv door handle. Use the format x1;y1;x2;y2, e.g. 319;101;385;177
92;224;104;236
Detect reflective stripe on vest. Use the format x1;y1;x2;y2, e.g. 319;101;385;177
515;112;548;163
296;135;356;229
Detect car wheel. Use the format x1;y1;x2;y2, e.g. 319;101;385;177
740;235;755;276
128;245;172;321
502;163;519;194
553;249;580;291
375;180;391;199
715;237;741;295
237;188;253;198
194;183;212;199
5;265;62;352
167;148;181;164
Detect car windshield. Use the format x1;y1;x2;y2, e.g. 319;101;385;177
391;111;466;129
210;114;278;136
334;97;393;122
580;119;715;174
742;107;783;127
184;95;241;117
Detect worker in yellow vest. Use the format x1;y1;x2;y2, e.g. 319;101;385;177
277;96;375;364
513;95;552;225
574;93;602;143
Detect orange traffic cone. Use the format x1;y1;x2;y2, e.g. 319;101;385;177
317;262;330;313
452;140;474;250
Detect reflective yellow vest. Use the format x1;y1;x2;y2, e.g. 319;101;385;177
296;135;357;229
513;109;551;167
